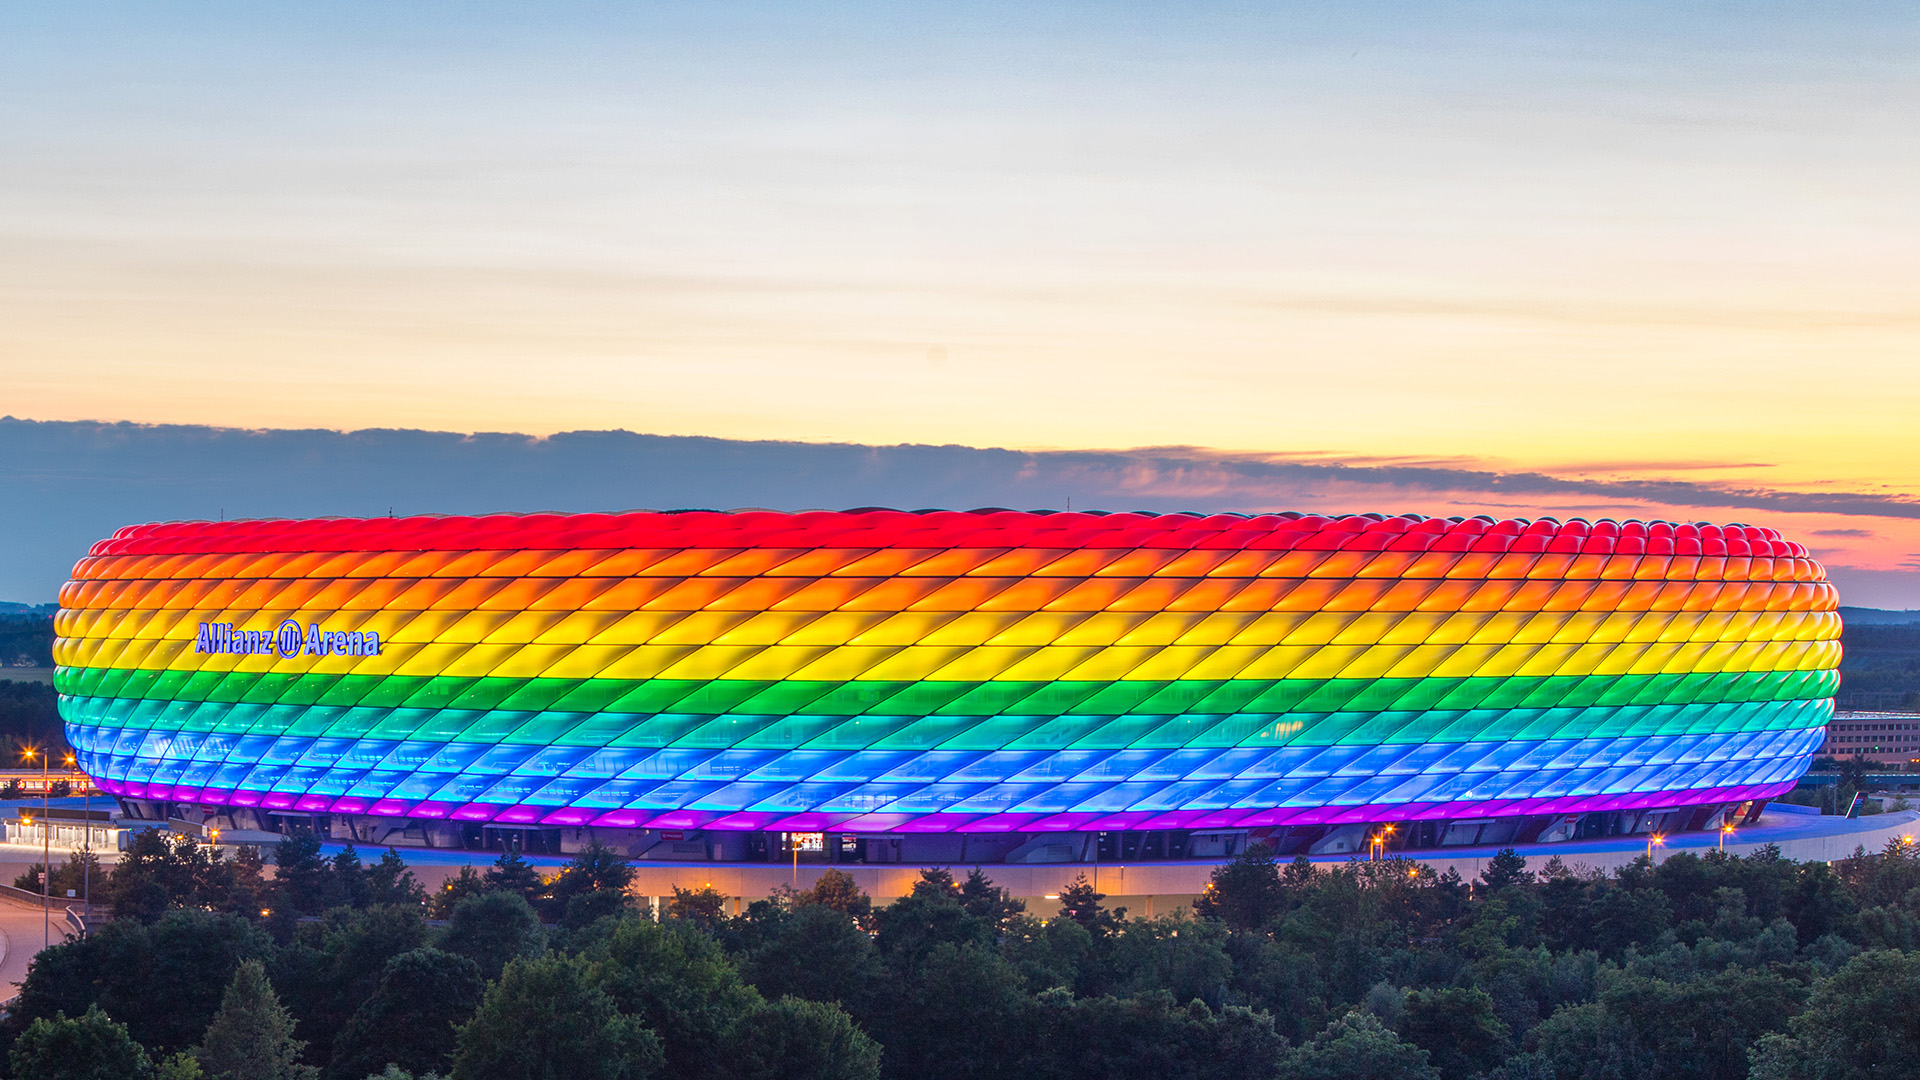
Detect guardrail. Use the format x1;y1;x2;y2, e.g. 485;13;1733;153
0;882;99;910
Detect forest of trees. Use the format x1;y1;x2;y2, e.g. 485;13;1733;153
0;681;67;762
0;615;69;759
0;615;52;670
7;830;1920;1080
1836;622;1920;709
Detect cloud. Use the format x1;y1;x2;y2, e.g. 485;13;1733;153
1814;528;1877;538
7;416;1920;604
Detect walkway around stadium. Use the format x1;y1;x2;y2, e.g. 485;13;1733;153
0;803;1909;932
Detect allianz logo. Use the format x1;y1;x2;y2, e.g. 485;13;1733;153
195;620;383;658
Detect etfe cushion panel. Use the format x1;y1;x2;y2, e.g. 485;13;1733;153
53;510;1835;832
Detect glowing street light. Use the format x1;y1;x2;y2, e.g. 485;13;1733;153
1719;822;1736;852
21;746;48;949
1369;824;1397;861
71;751;89;927
1646;833;1666;863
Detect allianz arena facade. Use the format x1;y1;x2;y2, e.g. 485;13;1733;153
54;510;1837;862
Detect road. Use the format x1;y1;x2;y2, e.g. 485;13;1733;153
0;898;71;1003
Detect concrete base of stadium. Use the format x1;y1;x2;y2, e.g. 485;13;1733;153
604;805;1920;918
79;803;1878;919
32;800;1920;919
115;798;1777;870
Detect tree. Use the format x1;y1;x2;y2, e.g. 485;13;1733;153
869;944;1035;1080
1093;915;1233;1005
1585;881;1672;960
720;997;881;1080
103;830;262;922
14;851;102;902
548;841;636;927
738;903;883;1012
1399;987;1511;1080
3;909;273;1056
957;868;1024;928
197;959;319;1080
325;846;373;911
553;839;636;893
1057;874;1125;937
666;885;727;929
1596;967;1804;1080
1749;949;1920;1080
581;916;763;1079
1000;915;1093;996
1284;1010;1440;1080
795;868;874;922
155;1055;206;1080
8;1006;156;1080
1498;1002;1646;1080
270;905;429;1057
911;868;959;896
365;849;426;908
449;955;662;1080
1786;859;1858;945
327;949;484;1080
873;878;995;967
272;833;332;917
482;849;546;903
1834;754;1872;813
427;866;485;919
1193;841;1285;929
1029;990;1287;1080
439;890;543;980
1479;849;1532;894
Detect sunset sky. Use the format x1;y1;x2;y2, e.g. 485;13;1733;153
2;3;1917;600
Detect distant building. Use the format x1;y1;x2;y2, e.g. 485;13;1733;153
1820;712;1920;765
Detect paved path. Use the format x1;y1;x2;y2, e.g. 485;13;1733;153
0;806;1910;917
0;899;72;1003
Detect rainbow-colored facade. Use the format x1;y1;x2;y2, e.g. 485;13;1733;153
54;511;1836;836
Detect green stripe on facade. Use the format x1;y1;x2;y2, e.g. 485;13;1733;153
55;666;1838;718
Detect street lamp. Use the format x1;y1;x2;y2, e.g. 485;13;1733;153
1369;824;1396;861
1719;821;1735;852
1646;833;1665;863
68;753;87;925
22;747;47;949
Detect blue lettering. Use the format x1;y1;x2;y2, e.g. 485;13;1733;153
198;620;378;659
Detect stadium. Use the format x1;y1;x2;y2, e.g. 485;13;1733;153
52;509;1837;866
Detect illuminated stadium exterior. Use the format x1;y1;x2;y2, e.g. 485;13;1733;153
54;510;1837;861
